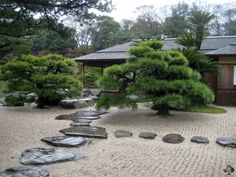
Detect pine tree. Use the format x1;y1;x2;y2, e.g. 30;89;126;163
97;40;214;115
0;54;81;108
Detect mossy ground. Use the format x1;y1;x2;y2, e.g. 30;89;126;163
183;105;227;114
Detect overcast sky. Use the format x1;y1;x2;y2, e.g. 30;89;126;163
103;0;235;22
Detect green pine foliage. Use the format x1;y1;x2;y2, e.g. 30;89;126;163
0;54;81;108
97;40;215;115
84;67;102;88
180;48;219;75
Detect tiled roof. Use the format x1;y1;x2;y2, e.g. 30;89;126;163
201;36;236;50
206;44;236;55
74;51;131;60
74;36;236;61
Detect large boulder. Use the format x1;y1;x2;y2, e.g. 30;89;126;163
25;93;37;103
20;148;83;165
59;99;87;109
0;167;48;177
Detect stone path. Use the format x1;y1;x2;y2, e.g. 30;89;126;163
0;105;236;177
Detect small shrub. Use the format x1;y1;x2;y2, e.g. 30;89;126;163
5;94;24;106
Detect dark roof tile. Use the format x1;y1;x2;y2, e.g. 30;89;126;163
74;36;236;61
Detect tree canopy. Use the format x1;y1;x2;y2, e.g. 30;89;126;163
0;0;112;61
0;54;81;108
97;40;215;115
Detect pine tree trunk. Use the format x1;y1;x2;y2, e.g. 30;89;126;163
157;105;170;115
37;96;46;108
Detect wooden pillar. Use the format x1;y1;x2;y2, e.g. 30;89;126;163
79;62;85;88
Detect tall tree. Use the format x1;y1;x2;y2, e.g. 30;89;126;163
32;30;77;55
163;3;190;37
189;9;214;50
208;5;225;36
131;5;162;39
91;16;131;51
224;8;236;35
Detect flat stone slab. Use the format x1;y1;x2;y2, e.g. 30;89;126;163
191;136;209;144
139;132;157;139
60;126;108;139
0;167;49;177
55;112;78;120
41;136;90;147
115;130;132;138
71;119;92;123
55;109;107;120
20;148;83;165
162;134;185;144
70;122;90;127
76;116;101;120
80;110;107;116
216;137;236;148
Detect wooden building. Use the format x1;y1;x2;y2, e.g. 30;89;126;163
74;36;236;106
207;43;236;106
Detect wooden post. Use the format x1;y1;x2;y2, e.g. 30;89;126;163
79;62;85;88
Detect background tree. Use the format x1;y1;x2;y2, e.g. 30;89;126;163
163;3;190;37
91;16;131;50
32;29;77;55
97;40;214;115
224;8;236;35
179;48;219;76
176;32;196;48
0;0;112;62
189;9;214;50
208;5;225;36
0;54;81;108
176;8;217;76
131;5;162;39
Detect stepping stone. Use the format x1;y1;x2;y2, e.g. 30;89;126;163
20;148;83;165
41;136;90;147
191;136;209;144
0;167;49;177
162;134;185;144
83;108;108;116
139;132;157;139
55;112;77;120
71;119;92;123
216;137;236;148
76;116;101;120
70;122;90;127
80;112;103;117
60;126;108;139
55;109;107;120
115;130;132;138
